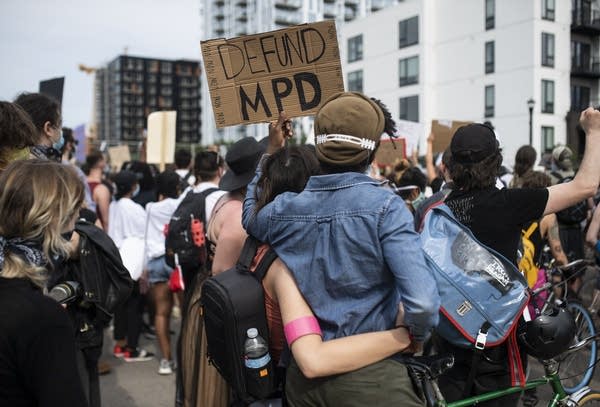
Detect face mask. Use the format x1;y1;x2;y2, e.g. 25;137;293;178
411;192;426;209
132;184;141;198
52;130;65;151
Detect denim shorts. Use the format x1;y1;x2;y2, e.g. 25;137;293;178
147;255;173;284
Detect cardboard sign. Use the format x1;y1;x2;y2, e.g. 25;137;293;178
146;111;177;170
107;145;131;172
201;20;344;128
431;119;472;154
395;120;425;156
375;137;407;166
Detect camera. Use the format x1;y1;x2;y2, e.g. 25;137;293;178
48;280;82;305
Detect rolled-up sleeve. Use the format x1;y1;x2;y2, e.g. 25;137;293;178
379;196;440;341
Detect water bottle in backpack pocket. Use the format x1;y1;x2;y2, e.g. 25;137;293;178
244;328;275;398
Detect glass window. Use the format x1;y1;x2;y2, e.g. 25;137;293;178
348;35;363;63
485;85;495;117
541;126;555;152
485;41;495;73
542;80;554;113
399;95;419;122
399;16;419;49
571;85;591;111
542;33;555;67
399;56;419;86
542;0;555;21
485;0;495;30
347;70;363;92
571;40;591;71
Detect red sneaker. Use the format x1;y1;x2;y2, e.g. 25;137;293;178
113;344;125;358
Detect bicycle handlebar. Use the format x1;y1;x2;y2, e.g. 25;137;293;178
564;332;600;355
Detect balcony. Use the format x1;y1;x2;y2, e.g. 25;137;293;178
275;0;302;10
571;56;600;78
371;0;386;11
572;8;600;35
323;2;336;17
274;10;302;25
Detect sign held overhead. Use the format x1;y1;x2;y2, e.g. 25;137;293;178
201;20;344;128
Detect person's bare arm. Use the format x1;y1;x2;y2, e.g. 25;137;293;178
270;259;410;379
425;132;437;183
545;108;600;216
586;204;600;246
211;201;247;275
541;214;568;265
94;184;111;230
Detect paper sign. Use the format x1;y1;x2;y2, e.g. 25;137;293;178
201;20;344;128
374;137;407;166
395;120;424;156
107;145;131;172
431;119;472;154
147;111;177;170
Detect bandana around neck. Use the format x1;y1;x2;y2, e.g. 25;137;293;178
0;236;46;271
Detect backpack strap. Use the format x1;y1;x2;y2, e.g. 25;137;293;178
237;236;261;269
523;221;538;239
254;247;278;282
462;321;491;398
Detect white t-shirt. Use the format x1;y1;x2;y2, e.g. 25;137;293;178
144;197;183;261
193;182;227;222
108;198;146;248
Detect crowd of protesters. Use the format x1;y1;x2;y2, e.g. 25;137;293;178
1;90;600;407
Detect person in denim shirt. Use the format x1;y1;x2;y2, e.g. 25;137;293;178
242;93;439;404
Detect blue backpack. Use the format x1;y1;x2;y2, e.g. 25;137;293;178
420;204;530;350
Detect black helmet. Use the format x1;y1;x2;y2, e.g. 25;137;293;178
518;307;576;360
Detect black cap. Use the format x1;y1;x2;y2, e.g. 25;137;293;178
450;123;499;164
219;137;265;192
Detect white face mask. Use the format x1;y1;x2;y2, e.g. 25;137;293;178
411;192;426;209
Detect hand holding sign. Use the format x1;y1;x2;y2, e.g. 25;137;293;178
267;111;293;154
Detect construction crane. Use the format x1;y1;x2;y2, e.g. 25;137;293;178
78;64;97;75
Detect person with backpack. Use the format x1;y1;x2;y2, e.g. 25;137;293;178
174;148;196;188
0;160;88;407
243;93;440;406
431;107;600;407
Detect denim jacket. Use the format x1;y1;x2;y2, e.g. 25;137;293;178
242;165;440;341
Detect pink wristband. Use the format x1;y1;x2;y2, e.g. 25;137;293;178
284;316;322;346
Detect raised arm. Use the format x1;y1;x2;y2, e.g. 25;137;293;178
269;258;410;379
545;108;600;216
540;213;568;266
425;132;437;183
586;204;600;247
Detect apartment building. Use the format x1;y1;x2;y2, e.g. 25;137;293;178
95;55;202;144
199;0;402;144
341;0;600;165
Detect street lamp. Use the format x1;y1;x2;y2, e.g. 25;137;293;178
527;98;535;146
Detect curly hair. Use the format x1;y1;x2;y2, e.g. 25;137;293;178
254;145;321;213
449;149;503;191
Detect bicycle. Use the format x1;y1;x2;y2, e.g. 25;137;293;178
405;332;600;406
530;258;598;394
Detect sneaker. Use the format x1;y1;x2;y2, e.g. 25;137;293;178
123;348;154;362
158;358;175;375
113;345;125;358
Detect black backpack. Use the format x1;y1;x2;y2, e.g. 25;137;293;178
552;172;588;224
201;236;279;403
165;188;219;281
72;220;134;324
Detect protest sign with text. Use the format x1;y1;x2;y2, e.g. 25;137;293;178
201;20;344;128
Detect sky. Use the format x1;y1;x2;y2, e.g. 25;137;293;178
0;0;201;128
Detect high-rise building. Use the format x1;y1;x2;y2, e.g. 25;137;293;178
95;55;202;145
199;0;403;144
339;0;599;165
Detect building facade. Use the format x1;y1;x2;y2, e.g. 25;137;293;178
340;0;599;165
95;55;202;145
199;0;403;144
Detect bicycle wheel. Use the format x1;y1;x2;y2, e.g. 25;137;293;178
558;302;597;394
575;391;600;405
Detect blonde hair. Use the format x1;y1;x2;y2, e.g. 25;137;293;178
0;160;84;286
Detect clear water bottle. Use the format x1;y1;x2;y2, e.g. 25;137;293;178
244;328;271;369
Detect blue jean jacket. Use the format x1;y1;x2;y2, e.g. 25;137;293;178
242;165;439;341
